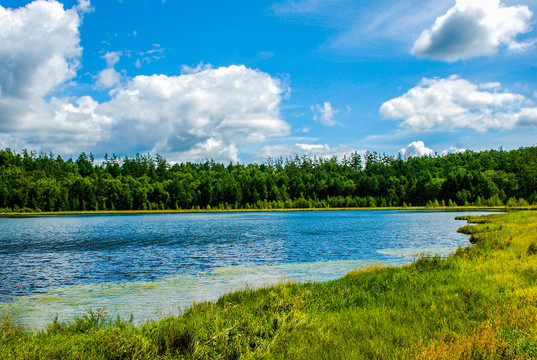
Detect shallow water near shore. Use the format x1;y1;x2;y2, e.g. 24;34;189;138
0;210;496;329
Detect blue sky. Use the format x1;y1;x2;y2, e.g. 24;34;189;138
1;0;536;163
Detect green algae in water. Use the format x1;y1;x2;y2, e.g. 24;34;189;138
377;247;458;257
0;259;383;331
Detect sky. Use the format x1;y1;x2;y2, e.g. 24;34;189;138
1;0;536;163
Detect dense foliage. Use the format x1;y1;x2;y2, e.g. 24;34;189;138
4;211;537;359
1;147;536;212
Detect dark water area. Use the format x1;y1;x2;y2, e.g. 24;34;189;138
0;210;496;328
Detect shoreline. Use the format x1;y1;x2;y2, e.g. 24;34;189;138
0;205;524;217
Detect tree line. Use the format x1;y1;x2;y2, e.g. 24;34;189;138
0;147;536;212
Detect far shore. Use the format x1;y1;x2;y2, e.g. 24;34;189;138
0;205;528;217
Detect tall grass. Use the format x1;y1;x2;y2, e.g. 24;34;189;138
3;210;537;359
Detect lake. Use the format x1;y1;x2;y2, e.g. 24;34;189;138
0;210;492;329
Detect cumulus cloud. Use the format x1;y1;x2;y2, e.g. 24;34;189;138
412;0;534;61
399;141;434;159
0;0;82;101
311;101;338;126
3;64;289;161
380;75;537;131
97;65;290;162
0;0;107;152
0;95;113;153
517;107;537;127
0;1;291;162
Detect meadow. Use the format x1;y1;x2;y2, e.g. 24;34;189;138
2;210;537;359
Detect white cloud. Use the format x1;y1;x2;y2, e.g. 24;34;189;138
296;143;325;151
311;101;338;126
76;0;93;13
134;44;166;68
180;62;213;74
517;107;537;127
273;0;455;51
97;68;121;89
399;141;434;158
412;0;534;61
97;51;122;88
441;146;466;156
0;2;291;163
380;75;537;131
0;0;82;101
0;0;103;152
479;82;501;90
103;51;121;67
0;95;113;153
97;65;290;162
173;138;239;164
363;0;453;38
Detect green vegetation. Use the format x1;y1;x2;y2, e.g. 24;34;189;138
1;147;537;213
3;210;537;359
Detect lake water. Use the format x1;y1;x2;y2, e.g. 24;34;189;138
0;210;492;329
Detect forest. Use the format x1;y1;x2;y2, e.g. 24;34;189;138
0;146;536;212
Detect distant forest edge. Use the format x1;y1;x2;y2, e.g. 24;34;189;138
1;147;536;213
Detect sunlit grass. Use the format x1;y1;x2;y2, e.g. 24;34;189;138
2;210;537;359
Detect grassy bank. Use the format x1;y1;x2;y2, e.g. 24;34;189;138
2;210;537;359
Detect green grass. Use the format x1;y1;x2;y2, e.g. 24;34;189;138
3;210;537;359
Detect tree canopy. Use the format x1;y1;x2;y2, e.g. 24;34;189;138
1;147;536;212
